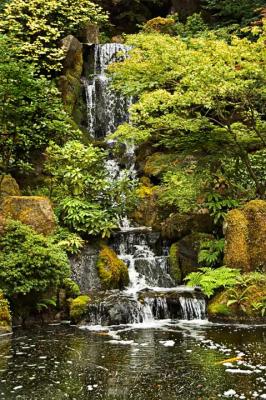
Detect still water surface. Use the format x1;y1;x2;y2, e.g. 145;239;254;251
0;321;265;399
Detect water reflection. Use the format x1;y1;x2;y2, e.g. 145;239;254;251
0;323;265;399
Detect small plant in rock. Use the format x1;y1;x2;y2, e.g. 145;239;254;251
204;193;240;225
251;298;266;317
198;239;225;267
226;287;252;313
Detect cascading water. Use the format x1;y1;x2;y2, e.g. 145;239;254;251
83;43;132;138
78;43;206;325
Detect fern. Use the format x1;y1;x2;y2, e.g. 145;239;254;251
185;267;241;297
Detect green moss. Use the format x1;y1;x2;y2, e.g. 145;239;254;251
97;245;129;290
208;275;266;320
144;152;177;177
0;291;11;332
169;243;182;284
69;295;90;323
208;302;231;316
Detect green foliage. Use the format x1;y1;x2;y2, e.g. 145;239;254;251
51;227;85;255
62;278;80;298
158;169;203;213
0;0;107;73
0;34;78;176
46;141;136;237
35;297;57;313
110;28;266;197
198;239;225;267
0;290;11;329
252;297;266;317
185;267;241;297
59;198;117;237
226;286;252;313
69;295;90;323
205;194;240;224
203;0;265;26
0;220;71;298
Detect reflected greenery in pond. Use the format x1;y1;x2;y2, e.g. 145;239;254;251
0;323;265;399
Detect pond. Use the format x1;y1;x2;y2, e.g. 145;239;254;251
0;321;265;399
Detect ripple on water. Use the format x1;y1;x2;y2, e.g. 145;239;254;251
0;323;265;400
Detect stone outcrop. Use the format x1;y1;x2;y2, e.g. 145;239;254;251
0;175;20;197
58;35;84;122
224;200;266;272
169;233;214;283
77;23;99;44
1;196;56;235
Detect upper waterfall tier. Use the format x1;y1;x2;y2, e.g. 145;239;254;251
83;43;132;138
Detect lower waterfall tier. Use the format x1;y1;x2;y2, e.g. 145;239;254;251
81;288;206;326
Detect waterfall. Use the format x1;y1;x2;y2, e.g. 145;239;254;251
77;42;207;325
83;43;132;138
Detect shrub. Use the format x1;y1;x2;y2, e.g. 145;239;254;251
0;0;107;73
0;220;71;298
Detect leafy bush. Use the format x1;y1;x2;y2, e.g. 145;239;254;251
46;141;136;237
0;35;78;176
59;198;117;237
198;239;225;267
185;267;241;297
205;194;240;224
51;227;85;255
0;0;107;73
0;220;71;298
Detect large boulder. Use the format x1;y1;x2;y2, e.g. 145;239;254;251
58;35;84;121
1;196;56;235
77;23;99;44
224;200;266;272
0;175;20;197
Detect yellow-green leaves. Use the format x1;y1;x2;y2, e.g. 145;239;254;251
0;0;108;73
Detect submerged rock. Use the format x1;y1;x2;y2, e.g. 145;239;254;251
0;196;56;235
224;200;266;272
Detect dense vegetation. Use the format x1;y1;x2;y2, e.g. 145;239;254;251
0;0;265;324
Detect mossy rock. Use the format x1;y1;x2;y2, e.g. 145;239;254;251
208;279;266;323
224;200;266;272
169;243;182;284
0;175;20;198
161;212;213;240
1;196;56;235
69;295;90;324
58;35;84;119
0;291;12;333
143;152;178;177
97;245;129;290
